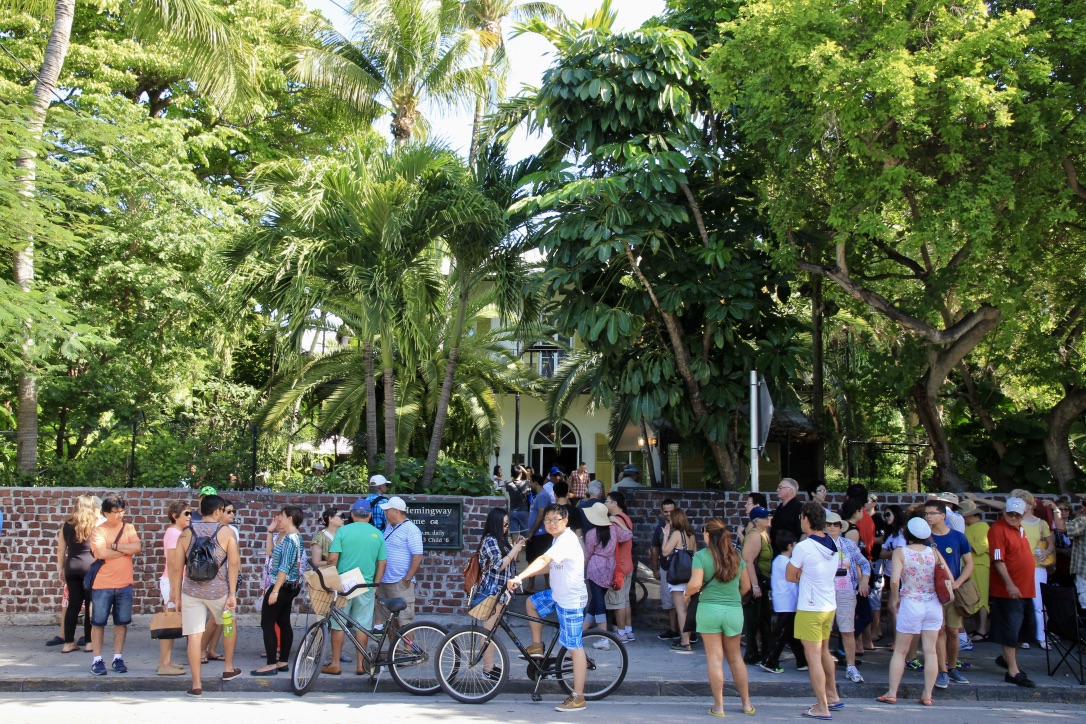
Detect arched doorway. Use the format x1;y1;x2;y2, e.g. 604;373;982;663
530;422;580;478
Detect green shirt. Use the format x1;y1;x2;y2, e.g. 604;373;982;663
692;547;746;607
329;521;387;584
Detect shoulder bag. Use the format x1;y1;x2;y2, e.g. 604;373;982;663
931;545;954;605
666;532;694;585
83;525;126;591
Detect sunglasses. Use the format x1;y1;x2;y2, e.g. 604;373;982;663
182;511;192;517
225;509;235;515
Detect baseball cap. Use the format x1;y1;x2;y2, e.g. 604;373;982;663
749;506;770;521
1006;497;1027;515
369;474;390;488
199;486;217;496
312;461;325;471
549;466;562;475
351;499;372;515
622;465;639;475
378;496;408;512
907;517;932;539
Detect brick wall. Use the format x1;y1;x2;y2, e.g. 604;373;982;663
0;487;500;624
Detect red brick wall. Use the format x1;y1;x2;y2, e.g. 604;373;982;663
0;487;500;622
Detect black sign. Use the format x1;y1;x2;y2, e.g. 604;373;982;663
405;500;463;551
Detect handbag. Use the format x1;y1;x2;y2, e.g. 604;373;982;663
610;567;626;592
150;606;183;640
953;577;981;616
468;595;498;620
931;547;954;605
84;526;126;591
463;550;482;596
666;532;693;585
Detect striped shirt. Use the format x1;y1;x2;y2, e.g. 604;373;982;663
381;520;423;583
270;532;303;584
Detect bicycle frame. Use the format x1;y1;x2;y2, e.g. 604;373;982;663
466;593;563;673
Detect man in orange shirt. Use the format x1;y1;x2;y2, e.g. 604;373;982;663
987;497;1036;688
88;495;142;676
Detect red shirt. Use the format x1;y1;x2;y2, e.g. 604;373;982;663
987;517;1035;598
856;510;875;561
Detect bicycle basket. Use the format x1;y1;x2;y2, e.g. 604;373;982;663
306;585;347;616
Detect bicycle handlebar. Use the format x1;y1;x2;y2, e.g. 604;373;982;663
311;566;379;597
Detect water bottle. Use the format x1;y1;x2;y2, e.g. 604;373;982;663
222;610;235;639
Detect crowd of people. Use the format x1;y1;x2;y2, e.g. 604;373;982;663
42;466;1086;715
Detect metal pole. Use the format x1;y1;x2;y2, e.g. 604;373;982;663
750;370;759;492
127;414;138;488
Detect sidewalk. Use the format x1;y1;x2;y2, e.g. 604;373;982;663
2;618;1084;702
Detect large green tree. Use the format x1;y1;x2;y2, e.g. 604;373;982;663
707;0;1083;490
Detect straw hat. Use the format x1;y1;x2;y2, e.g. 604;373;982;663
583;502;611;527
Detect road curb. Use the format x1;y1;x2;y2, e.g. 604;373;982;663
2;676;1084;703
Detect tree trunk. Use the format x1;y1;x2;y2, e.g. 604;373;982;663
811;274;825;480
1044;386;1086;495
955;362;1011;487
422;284;470;488
640;418;658;487
13;0;76;474
469;45;495;167
284;396;301;472
622;243;738;487
364;341;378;470
911;375;967;491
383;366;396;479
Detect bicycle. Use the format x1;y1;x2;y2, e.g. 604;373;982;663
435;589;628;704
291;567;447;696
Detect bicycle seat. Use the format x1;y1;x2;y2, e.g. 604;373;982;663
379;596;407;613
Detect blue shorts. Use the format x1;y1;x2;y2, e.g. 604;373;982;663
530;590;584;650
90;585;133;627
333;590;375;632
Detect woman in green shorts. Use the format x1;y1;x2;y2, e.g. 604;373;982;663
685;517;754;717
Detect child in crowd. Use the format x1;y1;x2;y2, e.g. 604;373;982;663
759;531;808;673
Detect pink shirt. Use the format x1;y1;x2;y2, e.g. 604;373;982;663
162;526;181;578
584;524;633;588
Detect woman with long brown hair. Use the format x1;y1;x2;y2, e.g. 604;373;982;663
685;518;754;716
55;494;100;653
662;507;699;652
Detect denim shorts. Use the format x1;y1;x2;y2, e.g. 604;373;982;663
530;590;584;650
90;585;134;627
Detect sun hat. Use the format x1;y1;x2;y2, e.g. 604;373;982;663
583;502;611;527
934;492;960;507
378;496;408;512
957;500;980;517
907;517;932;539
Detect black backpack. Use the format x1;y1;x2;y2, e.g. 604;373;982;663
186;523;223;582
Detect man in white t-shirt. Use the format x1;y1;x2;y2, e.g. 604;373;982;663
509;504;589;713
787;501;842;720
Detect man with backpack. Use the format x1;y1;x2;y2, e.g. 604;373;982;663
366;474;391;531
168;494;241;696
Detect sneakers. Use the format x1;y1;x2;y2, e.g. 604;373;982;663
797;665;809;672
625;631;636;642
555;694;587;712
484;666;502;682
690;634;700;645
934;671;949;689
846;665;864;683
90;660;107;676
759;662;784;674
670;641;693;653
156;664;185;676
1005;671;1035;688
905;658;924;672
527;643;545;658
959;639;974;652
613;631;629;644
657;630;680;641
947;668;969;684
591;638;611;650
111;657;128;674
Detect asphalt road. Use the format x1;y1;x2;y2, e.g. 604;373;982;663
1;692;1081;722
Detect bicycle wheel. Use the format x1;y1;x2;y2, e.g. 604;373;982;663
435;625;509;704
388;621;447;695
291;620;328;696
557;629;627;700
630;579;649;612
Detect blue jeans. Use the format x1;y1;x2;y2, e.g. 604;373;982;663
509;510;529;537
89;585;133;627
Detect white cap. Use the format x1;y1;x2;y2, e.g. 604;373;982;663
378;496;408;512
1006;497;1027;515
369;474;390;488
907;517;932;539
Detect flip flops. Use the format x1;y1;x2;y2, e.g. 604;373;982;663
802;709;832;720
828;702;845;711
45;636;64;647
706;710;725;718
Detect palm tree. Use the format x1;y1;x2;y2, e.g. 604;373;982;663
223;139;451;477
419;143;544;488
9;0;250;473
463;0;565;164
293;0;483;144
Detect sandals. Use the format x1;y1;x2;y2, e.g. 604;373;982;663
801;708;832;720
918;697;933;706
707;710;725;718
970;631;989;642
875;695;897;705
